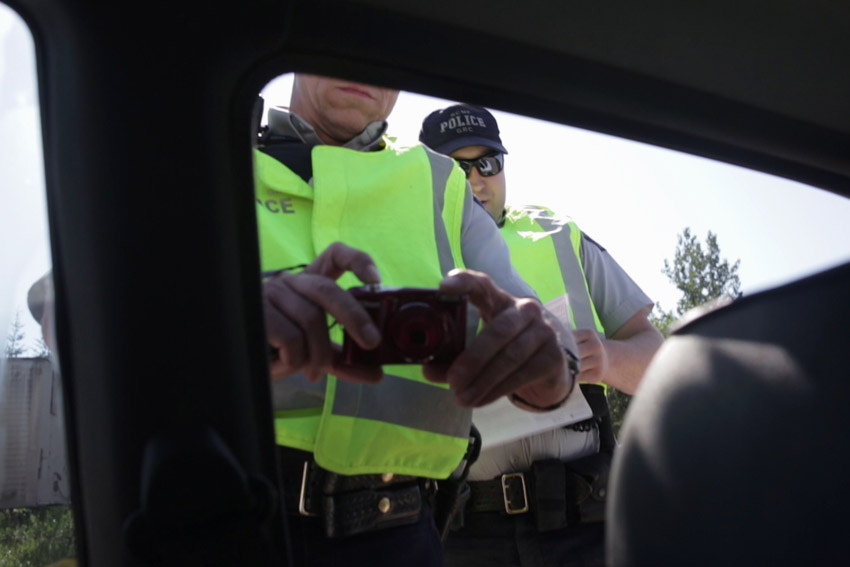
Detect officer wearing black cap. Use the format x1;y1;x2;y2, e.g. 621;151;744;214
420;104;664;567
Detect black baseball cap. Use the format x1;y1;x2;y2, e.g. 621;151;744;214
419;104;508;155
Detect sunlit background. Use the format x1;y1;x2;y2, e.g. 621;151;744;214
5;6;850;353
261;74;850;314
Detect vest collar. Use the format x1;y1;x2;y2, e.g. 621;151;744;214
267;107;388;151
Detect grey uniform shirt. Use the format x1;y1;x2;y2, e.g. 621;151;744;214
468;208;653;480
265;107;537;299
580;232;653;338
265;109;578;415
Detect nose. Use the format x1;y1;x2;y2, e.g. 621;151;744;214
467;169;485;194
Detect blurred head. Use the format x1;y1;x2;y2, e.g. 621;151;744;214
290;74;400;146
419;104;508;220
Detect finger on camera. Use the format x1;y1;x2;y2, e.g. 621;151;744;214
446;319;532;389
483;330;569;396
264;298;308;372
454;302;546;382
269;358;299;380
421;363;451;383
306;242;381;284
439;307;540;397
451;328;551;406
288;273;381;350
265;278;335;370
440;269;515;318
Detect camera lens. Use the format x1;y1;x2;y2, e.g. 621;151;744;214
408;330;427;346
389;302;448;363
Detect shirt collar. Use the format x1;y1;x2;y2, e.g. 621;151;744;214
267;106;388;151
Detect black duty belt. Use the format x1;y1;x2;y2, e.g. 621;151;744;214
464;454;610;532
278;446;434;538
456;384;614;533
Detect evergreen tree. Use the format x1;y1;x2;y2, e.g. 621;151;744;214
611;228;742;435
4;311;27;358
651;228;742;336
663;227;742;316
31;337;51;358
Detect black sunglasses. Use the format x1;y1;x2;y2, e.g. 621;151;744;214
455;152;504;178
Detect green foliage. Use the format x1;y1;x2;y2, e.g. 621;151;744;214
608;388;632;437
31;337;51;359
610;228;742;436
0;506;76;567
662;227;742;316
4;311;27;358
3;310;49;358
649;301;676;338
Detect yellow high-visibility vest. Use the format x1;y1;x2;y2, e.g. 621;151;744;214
500;205;607;392
254;142;472;478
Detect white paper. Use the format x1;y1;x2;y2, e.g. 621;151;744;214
543;293;572;328
472;293;592;449
472;387;593;449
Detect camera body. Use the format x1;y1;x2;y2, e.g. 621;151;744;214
342;284;467;365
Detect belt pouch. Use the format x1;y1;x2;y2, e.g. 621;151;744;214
436;479;471;539
565;451;611;524
531;459;570;532
323;484;422;538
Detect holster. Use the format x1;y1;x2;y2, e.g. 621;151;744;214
530;385;616;531
441;387;617;535
432;478;471;541
431;425;481;541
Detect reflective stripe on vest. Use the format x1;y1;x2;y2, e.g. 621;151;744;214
501;206;607;394
254;143;472;478
501;206;604;335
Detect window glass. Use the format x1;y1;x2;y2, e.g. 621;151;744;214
1;4;76;566
260;72;850;316
259;70;850;460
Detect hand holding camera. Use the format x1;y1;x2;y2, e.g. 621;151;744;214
342;284;468;365
264;242;384;384
264;243;576;409
421;269;578;409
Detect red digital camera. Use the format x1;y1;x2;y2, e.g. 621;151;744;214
342;285;467;365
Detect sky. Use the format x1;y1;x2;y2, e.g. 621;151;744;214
4;5;850;357
1;6;49;357
260;74;850;313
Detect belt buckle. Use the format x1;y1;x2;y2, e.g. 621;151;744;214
298;461;320;517
501;472;529;515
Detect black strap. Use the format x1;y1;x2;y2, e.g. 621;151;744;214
257;135;315;183
579;383;609;418
253;95;265;142
579;383;617;454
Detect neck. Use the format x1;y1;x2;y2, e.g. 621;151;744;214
311;125;347;146
289;103;345;146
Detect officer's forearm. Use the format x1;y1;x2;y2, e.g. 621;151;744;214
601;327;664;395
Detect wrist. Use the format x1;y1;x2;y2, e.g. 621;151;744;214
508;345;580;412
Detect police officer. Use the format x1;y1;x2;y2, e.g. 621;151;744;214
258;77;583;566
419;104;664;567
